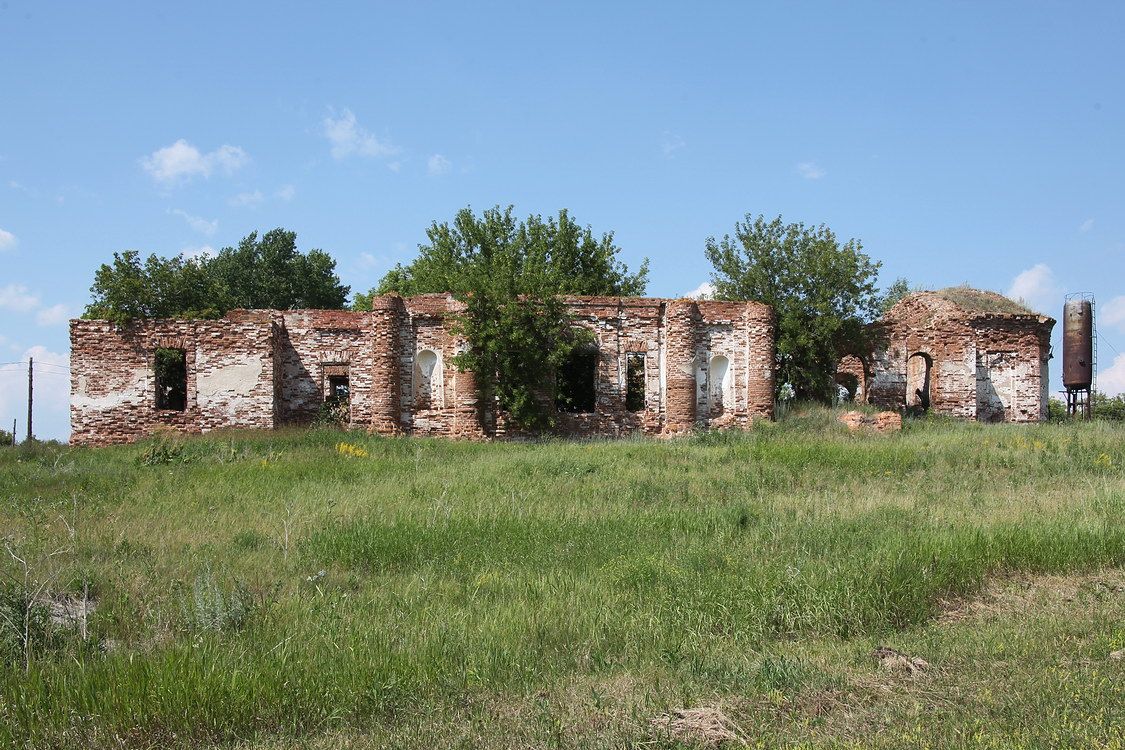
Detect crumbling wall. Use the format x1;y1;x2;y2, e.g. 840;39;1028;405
835;355;869;402
70;315;275;446
971;317;1052;422
275;309;379;427
70;294;777;444
396;294;483;439
863;292;1053;423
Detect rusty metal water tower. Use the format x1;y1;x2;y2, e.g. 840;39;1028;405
1062;293;1096;417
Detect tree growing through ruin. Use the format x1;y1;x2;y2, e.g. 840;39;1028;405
880;277;915;314
359;205;649;430
705;214;882;402
84;229;349;322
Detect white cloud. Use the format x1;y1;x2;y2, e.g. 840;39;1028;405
275;184;296;201
180;245;216;261
8;180;42;199
228;190;264;208
141;139;249;184
1079;218;1095;233
0;227;16;251
171;208;218;236
35;304;70;326
356;252;394;272
427;153;451;176
322;109;399;161
1099;353;1125;396
661;131;685;158
0;283;40;312
796;161;826;180
683;282;715;300
1101;296;1125;332
1006;263;1060;314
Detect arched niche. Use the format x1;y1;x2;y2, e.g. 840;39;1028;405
413;349;443;409
708;355;731;415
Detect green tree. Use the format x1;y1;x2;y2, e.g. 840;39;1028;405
1093;392;1125;421
360;206;648;430
84;229;349;322
880;277;914;314
705;214;882;402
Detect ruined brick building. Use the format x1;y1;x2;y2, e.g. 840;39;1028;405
836;288;1055;422
70;295;775;445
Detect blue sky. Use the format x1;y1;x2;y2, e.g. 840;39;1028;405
1;1;1123;440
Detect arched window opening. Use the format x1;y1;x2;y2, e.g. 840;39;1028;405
414;349;442;409
556;346;598;413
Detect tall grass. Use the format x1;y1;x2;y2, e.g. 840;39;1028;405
0;415;1122;747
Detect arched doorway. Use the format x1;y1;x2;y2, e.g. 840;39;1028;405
906;352;932;413
835;354;869;403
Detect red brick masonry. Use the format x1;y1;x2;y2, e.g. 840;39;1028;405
837;290;1055;423
70;294;776;445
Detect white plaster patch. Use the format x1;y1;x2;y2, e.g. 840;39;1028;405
71;370;149;411
197;357;264;399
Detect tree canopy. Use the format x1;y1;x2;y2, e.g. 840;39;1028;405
360;205;648;430
705;214;882;402
84;229;349;322
879;277;914;314
356;206;647;304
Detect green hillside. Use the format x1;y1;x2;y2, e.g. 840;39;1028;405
1;409;1123;748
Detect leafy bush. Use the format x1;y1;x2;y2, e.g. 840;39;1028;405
1094;392;1125;421
312;399;349;429
138;437;188;466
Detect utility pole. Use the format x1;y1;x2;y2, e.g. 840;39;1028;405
26;358;33;442
10;419;14;447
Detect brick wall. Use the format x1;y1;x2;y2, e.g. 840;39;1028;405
70;315;276;445
843;291;1054;423
70;294;776;444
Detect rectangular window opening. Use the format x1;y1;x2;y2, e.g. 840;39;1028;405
154;348;187;411
327;375;350;405
556;347;598;414
625;353;646;412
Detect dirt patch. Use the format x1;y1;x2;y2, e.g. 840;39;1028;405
651;706;747;747
937;570;1125;625
871;646;929;675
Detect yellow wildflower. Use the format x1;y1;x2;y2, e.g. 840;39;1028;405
336;442;369;458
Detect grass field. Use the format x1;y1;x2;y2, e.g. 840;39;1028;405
1;408;1123;749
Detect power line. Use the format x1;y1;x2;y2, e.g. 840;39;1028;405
0;360;70;371
1098;331;1121;358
